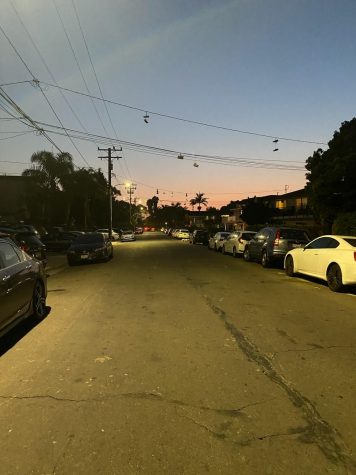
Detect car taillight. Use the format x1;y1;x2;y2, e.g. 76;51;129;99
21;243;29;252
273;230;280;247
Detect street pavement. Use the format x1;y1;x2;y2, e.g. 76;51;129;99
0;232;355;474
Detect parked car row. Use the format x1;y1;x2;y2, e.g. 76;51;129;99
203;225;356;292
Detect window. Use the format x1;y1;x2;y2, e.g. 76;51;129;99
0;242;21;268
305;237;337;250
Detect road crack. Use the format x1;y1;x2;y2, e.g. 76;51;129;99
0;392;275;417
202;296;356;472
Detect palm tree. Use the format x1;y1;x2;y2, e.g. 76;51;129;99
22;150;74;224
193;192;208;211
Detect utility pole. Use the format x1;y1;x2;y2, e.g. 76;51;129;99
119;182;137;227
127;183;137;227
98;146;121;239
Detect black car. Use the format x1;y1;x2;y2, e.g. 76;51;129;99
0;237;47;337
41;231;80;252
66;233;113;265
190;229;209;245
243;226;310;267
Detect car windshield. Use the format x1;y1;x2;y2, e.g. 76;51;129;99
74;233;103;244
344;238;356;247
279;229;309;240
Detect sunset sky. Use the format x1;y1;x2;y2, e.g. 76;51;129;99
1;0;356;208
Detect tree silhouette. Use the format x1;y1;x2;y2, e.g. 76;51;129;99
191;192;208;211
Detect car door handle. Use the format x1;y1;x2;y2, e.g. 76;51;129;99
2;274;10;281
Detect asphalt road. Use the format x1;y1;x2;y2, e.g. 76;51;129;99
0;232;355;475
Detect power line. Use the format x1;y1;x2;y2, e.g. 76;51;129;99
9;0;88;133
0;131;33;140
71;0;133;181
34;80;326;145
34;120;305;171
51;0;108;137
0;18;90;166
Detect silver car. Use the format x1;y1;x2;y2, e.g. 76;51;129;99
208;232;230;252
121;230;136;242
222;231;256;257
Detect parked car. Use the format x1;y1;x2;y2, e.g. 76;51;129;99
190;229;209;245
95;228;120;241
41;231;80;252
135;227;143;234
243;226;310;267
12;231;47;266
13;224;41;237
0;237;47;337
120;230;136;242
222;231;256;257
175;229;190;240
284;235;356;292
67;233;113;265
0;229;47;266
208;232;231;251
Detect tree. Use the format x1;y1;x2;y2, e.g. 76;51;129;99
22;150;74;224
146;196;159;216
240;198;276;225
191;192;208;211
306;118;356;232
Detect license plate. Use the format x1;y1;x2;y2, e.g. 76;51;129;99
80;255;89;259
292;243;302;248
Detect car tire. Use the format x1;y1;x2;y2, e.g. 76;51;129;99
232;247;237;258
67;257;75;266
327;264;343;292
243;247;251;262
285;256;295;277
32;281;46;320
261;251;270;268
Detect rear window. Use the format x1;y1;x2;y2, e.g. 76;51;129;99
344;238;356;247
279;229;309;240
241;232;255;240
16;233;43;246
74;233;103;244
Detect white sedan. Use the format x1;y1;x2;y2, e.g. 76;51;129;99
284;235;356;292
208;232;230;251
175;229;190;239
222;231;256;257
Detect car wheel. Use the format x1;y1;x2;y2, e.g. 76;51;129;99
32;281;46;320
243;247;251;262
261;251;270;268
67;257;75;266
327;264;343;292
232;247;237;258
285;256;295;277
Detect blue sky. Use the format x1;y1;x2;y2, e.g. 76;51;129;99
1;0;356;208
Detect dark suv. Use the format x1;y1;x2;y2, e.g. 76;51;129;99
190;229;209;245
243;226;310;267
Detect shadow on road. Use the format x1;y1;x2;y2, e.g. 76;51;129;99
0;306;52;357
